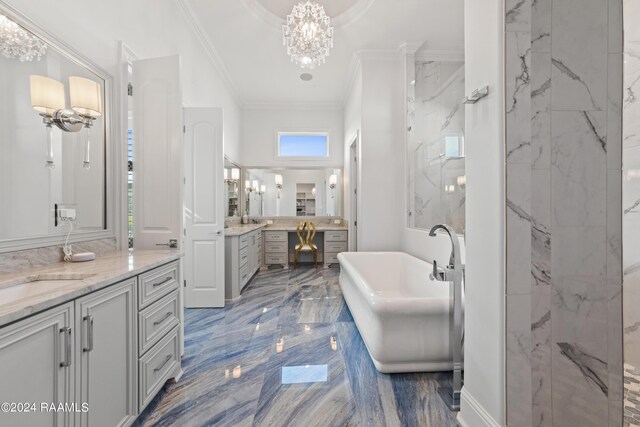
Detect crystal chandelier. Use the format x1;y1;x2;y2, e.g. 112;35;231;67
282;1;334;69
0;15;47;62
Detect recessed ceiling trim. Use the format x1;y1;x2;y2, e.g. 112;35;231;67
177;0;244;106
239;0;377;29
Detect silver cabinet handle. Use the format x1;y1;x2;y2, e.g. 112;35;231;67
153;277;173;288
154;355;172;372
83;315;94;352
59;327;72;367
153;312;173;326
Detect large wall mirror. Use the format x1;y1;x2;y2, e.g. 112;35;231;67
240;168;342;218
0;5;111;250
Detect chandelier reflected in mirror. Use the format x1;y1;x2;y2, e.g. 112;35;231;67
0;14;47;62
282;1;334;69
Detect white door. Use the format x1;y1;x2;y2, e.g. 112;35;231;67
183;108;225;308
132;55;183;250
75;279;137;427
0;303;74;427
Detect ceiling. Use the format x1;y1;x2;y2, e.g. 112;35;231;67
182;0;464;107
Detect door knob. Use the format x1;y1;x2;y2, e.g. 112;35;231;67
156;239;178;248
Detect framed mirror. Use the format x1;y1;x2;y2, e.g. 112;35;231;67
242;168;342;218
0;3;113;251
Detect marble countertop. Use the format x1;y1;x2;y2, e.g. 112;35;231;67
263;224;348;232
224;223;267;236
0;250;181;327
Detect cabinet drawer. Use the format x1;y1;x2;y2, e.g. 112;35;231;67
324;252;340;264
239;246;249;267
325;230;347;242
239;234;249;249
139;325;180;410
265;253;287;265
240;263;250;285
139;291;180;355
265;231;287;242
265;242;287;253
325;242;347;253
138;261;179;309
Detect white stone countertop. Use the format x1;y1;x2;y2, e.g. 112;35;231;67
224;223;267;237
0;250;181;327
263;224;348;232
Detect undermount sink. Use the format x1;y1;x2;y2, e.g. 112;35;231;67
29;273;96;282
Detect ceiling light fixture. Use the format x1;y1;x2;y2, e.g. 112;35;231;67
0;14;47;62
282;1;333;69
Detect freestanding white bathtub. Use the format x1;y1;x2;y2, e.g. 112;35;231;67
338;251;462;373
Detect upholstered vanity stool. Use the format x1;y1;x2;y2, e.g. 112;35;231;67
294;221;318;268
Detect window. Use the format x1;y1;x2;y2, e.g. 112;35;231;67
444;133;465;158
277;132;329;158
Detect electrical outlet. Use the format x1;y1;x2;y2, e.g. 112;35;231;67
60;208;77;221
266;220;274;225
54;204;78;226
334;219;341;225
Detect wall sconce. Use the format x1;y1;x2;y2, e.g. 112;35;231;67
329;174;338;198
275;174;283;199
311;187;316;197
245;179;252;192
259;185;266;195
252;180;259;193
30;75;102;169
457;175;466;188
224;168;228;180
445;184;455;193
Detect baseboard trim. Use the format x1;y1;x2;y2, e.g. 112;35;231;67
457;388;502;427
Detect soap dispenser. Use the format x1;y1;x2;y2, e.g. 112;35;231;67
242;210;249;225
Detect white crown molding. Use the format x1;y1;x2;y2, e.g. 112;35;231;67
340;48;403;106
239;0;376;29
176;0;245;106
397;41;424;55
341;51;363;106
242;101;343;111
415;48;465;62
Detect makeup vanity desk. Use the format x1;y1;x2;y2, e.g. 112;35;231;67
261;224;348;270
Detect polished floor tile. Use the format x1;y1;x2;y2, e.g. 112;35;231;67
135;266;459;427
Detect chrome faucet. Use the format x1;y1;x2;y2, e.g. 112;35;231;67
429;224;464;282
429;223;464;411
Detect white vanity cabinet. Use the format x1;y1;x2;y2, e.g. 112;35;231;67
0;302;74;427
0;257;182;427
324;230;348;268
75;278;137;427
225;228;262;300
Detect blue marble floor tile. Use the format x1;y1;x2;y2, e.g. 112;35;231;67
134;267;458;427
253;323;357;426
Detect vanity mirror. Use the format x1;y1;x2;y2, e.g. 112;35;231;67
0;5;111;250
242;168;342;217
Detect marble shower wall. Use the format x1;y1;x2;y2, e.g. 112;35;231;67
407;60;466;234
624;0;640;415
504;0;623;426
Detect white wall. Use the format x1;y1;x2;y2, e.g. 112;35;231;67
4;0;242;162
343;65;362;250
457;0;505;426
343;54;403;252
241;107;344;167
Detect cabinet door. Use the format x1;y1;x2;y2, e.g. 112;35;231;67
75;279;137;427
0;302;74;427
249;231;258;274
